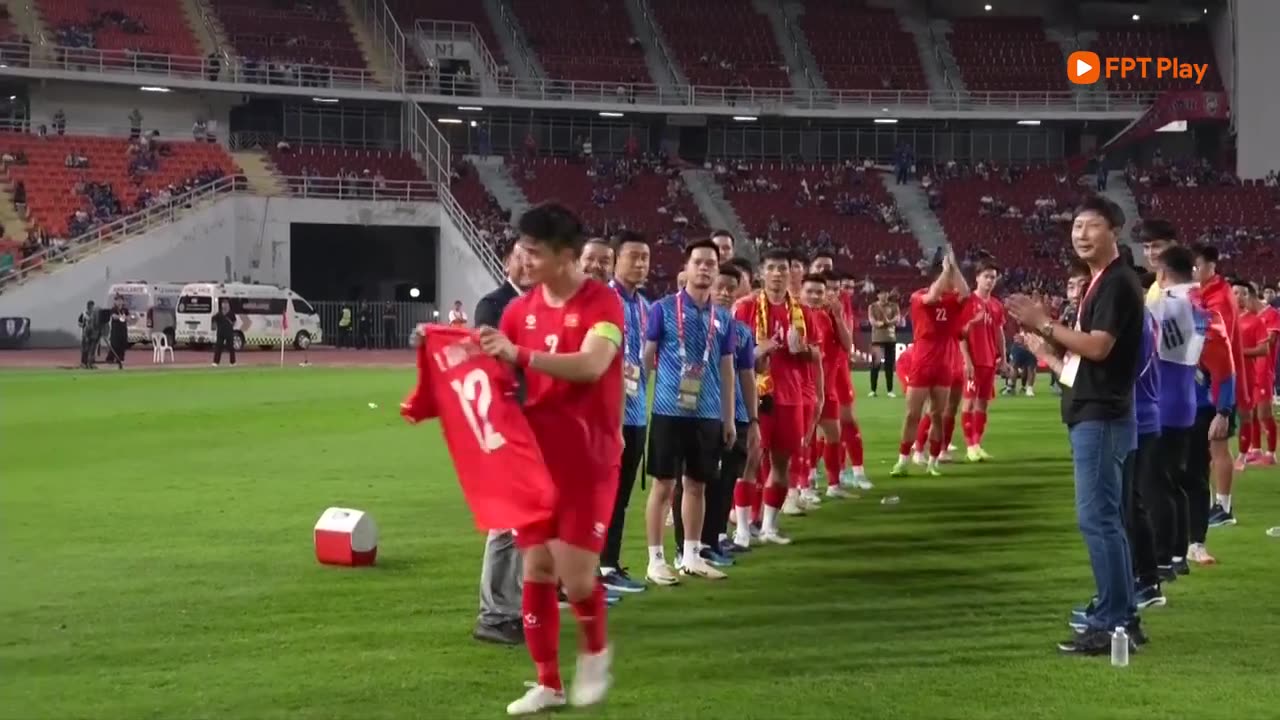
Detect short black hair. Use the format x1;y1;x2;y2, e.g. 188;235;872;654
801;273;827;285
789;253;807;266
683;238;720;261
1139;219;1177;245
975;258;1001;275
585;236;611;248
761;248;792;265
1158;245;1195;281
1231;277;1258;297
1067;258;1091;279
1074;195;1125;229
718;262;742;281
710;229;735;243
811;250;835;264
518;203;584;254
1191;243;1219;265
823;269;845;282
611;230;648;249
729;256;754;281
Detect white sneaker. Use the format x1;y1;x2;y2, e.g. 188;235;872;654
732;530;752;549
646;561;680;586
939;450;954;463
210;362;219;367
946;443;957;452
800;488;823;506
1187;543;1217;565
781;490;805;516
868;391;877;398
757;527;792;545
825;484;852;499
570;647;612;708
1025;387;1035;397
912;451;928;466
887;392;897;398
679;555;727;580
507;683;567;715
849;471;873;491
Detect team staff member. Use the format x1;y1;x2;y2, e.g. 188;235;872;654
867;289;900;397
469;245;529;646
1010;196;1145;655
212;300;236;367
600;231;651;594
580;237;615;282
642;239;737;584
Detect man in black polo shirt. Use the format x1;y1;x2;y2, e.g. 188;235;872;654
1008;196;1145;655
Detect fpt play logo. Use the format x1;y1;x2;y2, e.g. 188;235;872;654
1067;51;1210;85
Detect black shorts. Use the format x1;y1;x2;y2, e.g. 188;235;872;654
1011;346;1036;368
648;415;723;484
720;422;750;481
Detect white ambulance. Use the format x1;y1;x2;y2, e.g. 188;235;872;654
175;282;323;350
106;281;186;345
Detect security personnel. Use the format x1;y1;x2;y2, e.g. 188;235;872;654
212;300;237;366
337;304;353;348
78;300;98;369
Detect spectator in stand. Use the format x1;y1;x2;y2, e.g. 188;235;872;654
52;109;66;135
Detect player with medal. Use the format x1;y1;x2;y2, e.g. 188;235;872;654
641;239;738;584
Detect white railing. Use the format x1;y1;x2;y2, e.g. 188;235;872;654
405;103;504;282
0;40;1161;113
0;175;242;289
351;0;408;89
0;173;442;290
635;0;682;85
412;18;504;88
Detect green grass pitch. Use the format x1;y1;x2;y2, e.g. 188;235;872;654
2;367;1278;719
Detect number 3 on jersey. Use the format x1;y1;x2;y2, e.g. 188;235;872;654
450;369;507;452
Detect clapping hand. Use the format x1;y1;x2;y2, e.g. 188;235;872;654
1005;294;1050;331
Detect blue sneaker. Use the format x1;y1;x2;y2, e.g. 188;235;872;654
600;568;646;594
1068;598;1099;630
1208;504;1237;528
720;538;750;555
605;589;622;607
699;547;735;568
1135;583;1167;610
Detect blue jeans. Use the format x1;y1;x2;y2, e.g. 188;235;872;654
1069;418;1137;630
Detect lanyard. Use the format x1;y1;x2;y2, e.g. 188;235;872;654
676;291;716;367
610;280;644;359
1076;265;1108;331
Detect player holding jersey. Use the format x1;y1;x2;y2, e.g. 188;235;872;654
892;248;969;477
477;203;624;715
959;260;1008;461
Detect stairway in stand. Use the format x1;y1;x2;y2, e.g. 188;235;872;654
232;150;288;196
338;0;398;88
0;181;28;242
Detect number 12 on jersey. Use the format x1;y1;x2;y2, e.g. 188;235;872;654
450;369;507;452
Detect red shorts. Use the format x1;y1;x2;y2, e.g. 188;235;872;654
802;402;816;441
516;425;619;554
761;401;805;456
963;366;997;400
910;363;954;389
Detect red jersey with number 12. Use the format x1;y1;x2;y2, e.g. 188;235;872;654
910;289;965;371
499;279;625;468
401;325;556;531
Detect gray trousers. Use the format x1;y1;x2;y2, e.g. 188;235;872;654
477;529;522;627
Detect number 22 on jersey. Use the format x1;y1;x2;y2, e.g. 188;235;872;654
450;369;507;452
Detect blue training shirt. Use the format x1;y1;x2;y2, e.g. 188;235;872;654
610;280;650;427
1135;308;1161;438
1150;284;1206;429
646;290;735;421
731;319;756;424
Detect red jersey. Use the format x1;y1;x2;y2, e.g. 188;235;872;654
909;289;966;372
401;325;556;531
735;292;810;405
811;306;848;401
1240;311;1268;385
897;343;915;379
499;279;625;468
1258;305;1280;379
801;306;830;400
961;293;1006;368
1200;276;1250;402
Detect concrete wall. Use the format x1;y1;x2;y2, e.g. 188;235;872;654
0;196;507;347
1234;1;1280;179
27;81;235;137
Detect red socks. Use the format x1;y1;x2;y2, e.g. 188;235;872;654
733;479;755;508
1266;415;1277;453
1239;421;1253;455
840;419;864;467
569;583;608;654
915;415;931;451
763;483;788;509
942;414;957;451
898;440;913;456
523;581;562;690
962;410;975;445
823;441;842;487
976;411;988;445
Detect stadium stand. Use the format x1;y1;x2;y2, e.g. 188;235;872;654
268;144;434;199
946;17;1068;92
385;0;508;66
509;0;651;85
798;0;927;91
37;0;202;58
208;0;370;71
1;131;236;238
648;0;789;88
